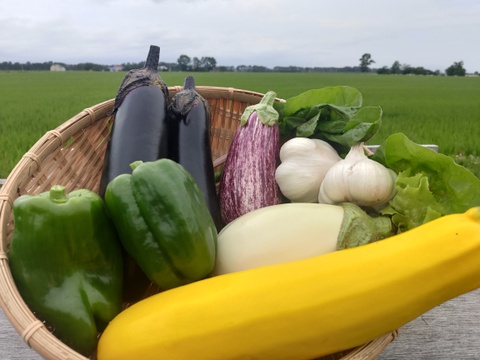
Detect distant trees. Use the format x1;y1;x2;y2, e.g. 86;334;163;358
377;60;440;76
359;53;375;72
0;55;474;75
0;61;56;71
69;62;109;71
445;61;466;76
0;61;111;71
123;54;218;72
236;65;271;72
194;57;217;71
177;55;191;71
377;60;471;76
390;61;401;74
176;55;217;72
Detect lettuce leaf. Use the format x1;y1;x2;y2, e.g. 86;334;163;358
372;133;480;232
380;171;444;233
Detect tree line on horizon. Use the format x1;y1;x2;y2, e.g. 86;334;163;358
359;53;472;76
0;53;475;76
0;59;364;73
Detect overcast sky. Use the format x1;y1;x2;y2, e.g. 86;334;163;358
1;0;479;73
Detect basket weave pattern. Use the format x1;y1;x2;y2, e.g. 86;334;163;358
0;86;397;359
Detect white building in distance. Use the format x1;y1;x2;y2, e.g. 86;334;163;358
50;64;66;71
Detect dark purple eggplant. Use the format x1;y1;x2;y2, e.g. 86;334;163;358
167;76;224;231
218;91;282;224
98;45;169;197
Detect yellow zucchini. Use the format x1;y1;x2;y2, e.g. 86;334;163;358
97;207;480;360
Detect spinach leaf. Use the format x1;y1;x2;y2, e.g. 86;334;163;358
277;86;382;151
284;86;362;115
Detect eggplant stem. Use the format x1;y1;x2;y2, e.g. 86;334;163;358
144;45;160;71
183;75;196;90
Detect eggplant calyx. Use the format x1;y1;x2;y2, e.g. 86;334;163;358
113;45;168;112
337;202;395;250
169;75;207;117
240;90;279;127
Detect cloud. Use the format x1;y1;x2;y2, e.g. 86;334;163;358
0;0;479;72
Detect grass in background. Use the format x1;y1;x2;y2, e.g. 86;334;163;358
1;71;479;178
0;71;123;178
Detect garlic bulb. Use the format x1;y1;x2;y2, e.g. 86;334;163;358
318;142;397;210
275;137;342;203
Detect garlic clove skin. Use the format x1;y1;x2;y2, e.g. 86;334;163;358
275;137;341;203
318;143;397;210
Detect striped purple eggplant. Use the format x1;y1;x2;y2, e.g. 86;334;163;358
219;91;282;224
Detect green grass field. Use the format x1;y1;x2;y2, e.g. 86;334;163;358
1;71;479;179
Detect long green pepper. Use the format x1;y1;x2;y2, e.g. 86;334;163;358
8;185;123;356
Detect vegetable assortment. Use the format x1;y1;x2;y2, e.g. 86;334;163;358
274;86;480;220
7;45;480;359
98;208;480;360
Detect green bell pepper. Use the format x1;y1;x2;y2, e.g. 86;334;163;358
8;185;123;356
104;158;217;291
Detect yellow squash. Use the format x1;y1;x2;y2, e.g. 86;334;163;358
97;207;480;360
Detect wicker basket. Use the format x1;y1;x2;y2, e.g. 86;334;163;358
0;86;397;360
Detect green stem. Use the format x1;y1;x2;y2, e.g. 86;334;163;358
240;91;279;126
130;161;144;171
49;185;68;204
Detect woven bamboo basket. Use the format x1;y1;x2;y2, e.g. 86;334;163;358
0;86;397;360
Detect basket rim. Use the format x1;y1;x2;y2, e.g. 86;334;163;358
0;85;394;360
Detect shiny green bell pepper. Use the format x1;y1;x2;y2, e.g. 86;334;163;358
104;158;217;291
8;185;123;356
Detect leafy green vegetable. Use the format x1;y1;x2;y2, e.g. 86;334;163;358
322;106;383;148
373;133;480;233
380;171;444;232
276;86;382;152
284;86;362;115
